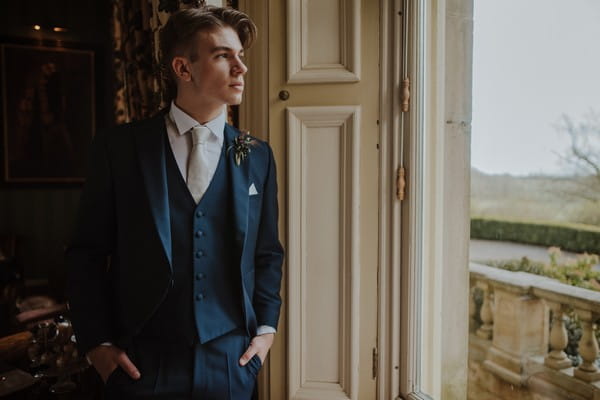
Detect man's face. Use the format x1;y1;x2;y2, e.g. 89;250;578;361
185;26;247;108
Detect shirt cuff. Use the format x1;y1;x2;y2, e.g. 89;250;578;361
256;325;276;335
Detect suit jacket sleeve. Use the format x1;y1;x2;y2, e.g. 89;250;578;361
253;144;284;329
65;130;116;355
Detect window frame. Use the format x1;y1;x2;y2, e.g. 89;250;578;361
378;0;473;399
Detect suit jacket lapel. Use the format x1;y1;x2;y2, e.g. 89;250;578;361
134;113;173;270
225;125;249;255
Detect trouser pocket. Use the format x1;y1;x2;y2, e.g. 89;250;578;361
104;365;124;387
247;354;262;377
104;340;161;398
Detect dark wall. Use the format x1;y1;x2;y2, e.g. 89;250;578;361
0;0;110;45
0;0;113;298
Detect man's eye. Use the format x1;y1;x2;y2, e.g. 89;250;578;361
217;53;229;58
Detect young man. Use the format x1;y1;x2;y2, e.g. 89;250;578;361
66;6;283;399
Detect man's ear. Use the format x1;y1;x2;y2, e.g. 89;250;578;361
171;56;192;82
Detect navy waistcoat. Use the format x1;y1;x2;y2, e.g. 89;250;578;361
140;135;244;344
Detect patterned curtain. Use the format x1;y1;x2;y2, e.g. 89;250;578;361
111;0;161;124
110;0;237;124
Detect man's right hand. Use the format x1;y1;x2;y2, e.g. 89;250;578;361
86;345;141;383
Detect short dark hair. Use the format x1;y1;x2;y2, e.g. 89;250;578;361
158;6;257;103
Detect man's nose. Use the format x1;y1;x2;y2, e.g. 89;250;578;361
232;57;248;75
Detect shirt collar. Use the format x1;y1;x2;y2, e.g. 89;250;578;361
169;101;226;141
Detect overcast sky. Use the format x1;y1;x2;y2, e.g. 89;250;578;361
471;0;600;176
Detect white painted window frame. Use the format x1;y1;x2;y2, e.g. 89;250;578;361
378;1;472;399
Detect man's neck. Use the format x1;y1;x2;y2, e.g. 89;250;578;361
173;97;225;125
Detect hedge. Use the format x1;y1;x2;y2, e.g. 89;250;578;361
470;217;600;255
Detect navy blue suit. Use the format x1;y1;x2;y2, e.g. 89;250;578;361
66;111;284;399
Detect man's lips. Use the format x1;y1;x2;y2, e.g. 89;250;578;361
230;83;244;89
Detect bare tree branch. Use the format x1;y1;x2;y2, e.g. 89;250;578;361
555;110;600;205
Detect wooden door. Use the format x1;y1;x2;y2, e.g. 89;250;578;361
241;1;381;399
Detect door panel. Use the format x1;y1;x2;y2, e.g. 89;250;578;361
256;0;380;398
286;0;360;83
287;106;361;399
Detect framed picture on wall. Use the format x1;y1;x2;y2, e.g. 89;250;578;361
1;42;95;183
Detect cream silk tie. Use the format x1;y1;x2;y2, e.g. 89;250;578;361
187;126;212;203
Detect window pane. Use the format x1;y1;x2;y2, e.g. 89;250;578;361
469;1;600;399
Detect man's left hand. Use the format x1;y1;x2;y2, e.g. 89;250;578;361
239;333;275;366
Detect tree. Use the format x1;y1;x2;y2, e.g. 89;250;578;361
555;111;600;224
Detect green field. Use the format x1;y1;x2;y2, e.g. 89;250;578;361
471;168;600;226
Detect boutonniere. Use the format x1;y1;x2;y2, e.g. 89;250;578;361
227;131;255;166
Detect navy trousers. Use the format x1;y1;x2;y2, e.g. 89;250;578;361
104;329;261;399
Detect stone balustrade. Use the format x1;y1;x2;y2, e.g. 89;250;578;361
469;262;600;400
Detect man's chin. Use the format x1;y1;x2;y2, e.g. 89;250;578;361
227;97;243;106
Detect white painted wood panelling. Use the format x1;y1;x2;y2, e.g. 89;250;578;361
287;0;360;83
287;106;361;400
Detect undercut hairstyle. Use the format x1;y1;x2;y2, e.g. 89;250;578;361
158;6;257;103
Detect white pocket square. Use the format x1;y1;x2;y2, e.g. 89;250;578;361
249;183;259;196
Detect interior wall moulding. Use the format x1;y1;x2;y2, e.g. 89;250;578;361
287;0;361;84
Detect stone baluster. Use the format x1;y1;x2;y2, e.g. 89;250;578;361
573;309;600;382
469;285;478;333
544;301;571;369
476;280;493;340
